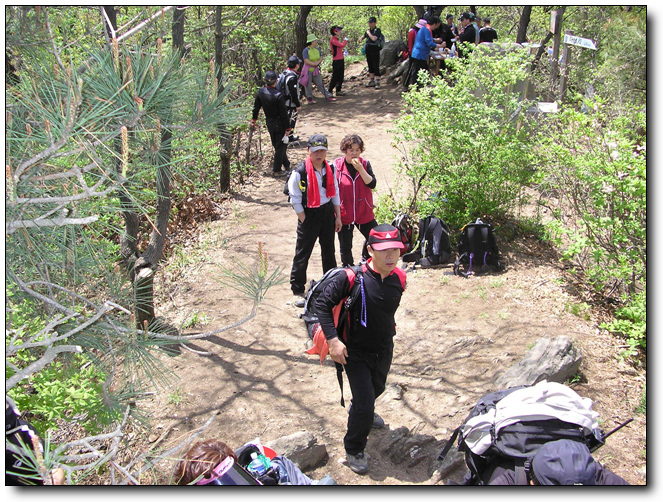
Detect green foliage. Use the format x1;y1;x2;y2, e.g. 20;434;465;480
392;47;537;229
8;359;105;434
380;6;416;42
600;291;646;360
538;104;646;299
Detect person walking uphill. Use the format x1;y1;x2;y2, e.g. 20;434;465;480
287;134;342;307
334;134;378;267
250;70;292;176
301;34;336;104
360;17;383;89
315;225;407;474
328;25;348;97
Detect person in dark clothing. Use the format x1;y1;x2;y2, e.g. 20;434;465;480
458;12;477;58
333;134;378;267
489;440;629;485
360;17;383;89
282;55;302;142
479;17;498;43
316;224;407;474
287;134;342;306
250;70;292;175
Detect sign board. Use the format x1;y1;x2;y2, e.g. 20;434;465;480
563;34;597;50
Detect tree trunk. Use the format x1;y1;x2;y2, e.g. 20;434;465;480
516;5;532;44
294;6;312;58
131;8;186;328
413;6;425;20
215;6;232;193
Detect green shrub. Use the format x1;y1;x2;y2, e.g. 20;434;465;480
600;291;646;360
392;46;537;229
538;104;646;300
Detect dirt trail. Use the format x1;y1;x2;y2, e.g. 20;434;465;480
150;61;646;486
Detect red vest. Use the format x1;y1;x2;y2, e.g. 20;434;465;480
334;157;375;225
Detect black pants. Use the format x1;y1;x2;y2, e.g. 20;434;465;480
286;107;298;133
407;57;429;89
328;59;345;93
343;345;393;455
266;119;289;172
365;45;381;76
290;202;337;295
338;219;378;267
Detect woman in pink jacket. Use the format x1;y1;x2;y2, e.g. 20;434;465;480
328;25;348;97
334;134;378;267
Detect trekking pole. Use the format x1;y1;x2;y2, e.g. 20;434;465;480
602;418;634;441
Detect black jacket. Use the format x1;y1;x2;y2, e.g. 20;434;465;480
252;86;289;128
315;261;405;353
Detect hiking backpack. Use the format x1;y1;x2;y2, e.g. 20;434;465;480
302;265;364;407
275;71;291;96
436;381;612;485
391;213;415;254
453;218;503;277
376;32;386;50
401;215;452;268
302;264;406;406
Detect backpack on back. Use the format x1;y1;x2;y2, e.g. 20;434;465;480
302;265;364;407
436;381;608;485
275;71;291;96
302;264;406;407
402;215;452;268
453;218;502;277
391;213;415;254
377;32;386;50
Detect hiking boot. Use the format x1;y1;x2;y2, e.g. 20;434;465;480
374;81;381;89
294;295;305;308
325;96;337;102
371;412;385;429
336;90;347;96
347;405;385;429
345;451;369;474
365;79;375;87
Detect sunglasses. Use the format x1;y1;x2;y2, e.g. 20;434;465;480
195;456;262;486
308;140;328;148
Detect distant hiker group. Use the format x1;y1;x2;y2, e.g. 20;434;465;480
235;10;635;487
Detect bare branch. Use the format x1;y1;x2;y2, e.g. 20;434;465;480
6;214;101;234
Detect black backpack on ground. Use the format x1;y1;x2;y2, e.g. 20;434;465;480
435;381;633;485
401;215;452;268
391;213;415;254
453;218;503;277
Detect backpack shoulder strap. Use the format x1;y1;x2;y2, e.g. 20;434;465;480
393;267;407;290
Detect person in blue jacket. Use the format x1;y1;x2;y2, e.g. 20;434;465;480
406;15;444;89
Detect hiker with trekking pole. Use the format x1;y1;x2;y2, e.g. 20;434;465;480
313;224;407;474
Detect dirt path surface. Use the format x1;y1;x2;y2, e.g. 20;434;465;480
150;61;646;486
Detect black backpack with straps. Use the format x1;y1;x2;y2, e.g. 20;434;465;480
391;213;415;254
402;215;452;268
434;382;631;485
453;218;503;277
302;265;364;407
